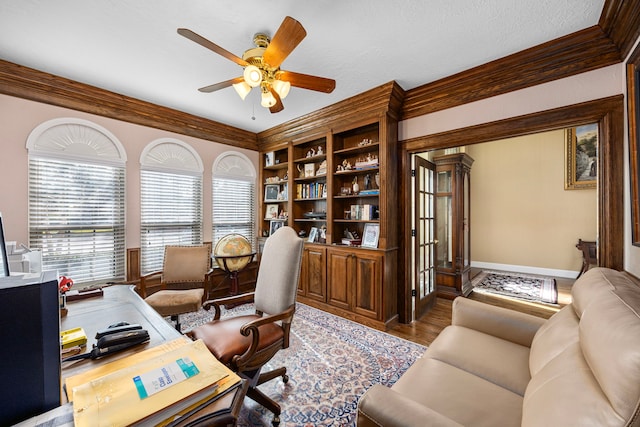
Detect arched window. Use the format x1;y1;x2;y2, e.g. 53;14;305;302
26;118;127;285
212;152;256;248
140;139;203;273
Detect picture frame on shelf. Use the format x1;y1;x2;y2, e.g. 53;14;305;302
265;204;279;219
308;227;318;243
565;124;598;190
304;163;315;177
361;223;380;248
264;184;280;202
269;219;285;236
265;151;274;167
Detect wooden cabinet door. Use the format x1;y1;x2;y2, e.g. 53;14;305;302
302;245;326;302
327;248;353;310
353;252;382;319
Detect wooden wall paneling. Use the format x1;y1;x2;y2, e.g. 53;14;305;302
0;60;258;150
126;248;141;283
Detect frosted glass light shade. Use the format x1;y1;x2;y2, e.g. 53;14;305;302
232;81;252;100
272;79;291;99
261;91;276;108
243;65;262;87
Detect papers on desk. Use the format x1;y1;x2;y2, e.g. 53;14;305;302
67;338;240;427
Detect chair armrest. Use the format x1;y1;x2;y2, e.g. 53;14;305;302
358;385;463;427
202;292;256;320
452;297;546;347
234;305;296;367
138;270;163;298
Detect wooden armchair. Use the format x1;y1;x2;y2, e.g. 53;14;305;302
188;227;304;426
138;245;213;332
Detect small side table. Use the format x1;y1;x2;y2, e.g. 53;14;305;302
576;239;597;277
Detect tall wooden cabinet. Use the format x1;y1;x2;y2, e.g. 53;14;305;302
434;153;474;298
258;82;403;330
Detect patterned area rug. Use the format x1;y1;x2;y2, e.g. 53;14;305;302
471;270;558;304
176;303;425;426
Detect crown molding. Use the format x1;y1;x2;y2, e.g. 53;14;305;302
0;59;258;150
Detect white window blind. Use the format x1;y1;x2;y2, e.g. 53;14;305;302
28;157;126;285
212;177;255;247
140;170;203;273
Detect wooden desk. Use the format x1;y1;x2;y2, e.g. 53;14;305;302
17;285;247;427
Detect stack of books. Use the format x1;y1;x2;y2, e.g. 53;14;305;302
66;337;241;427
342;238;362;246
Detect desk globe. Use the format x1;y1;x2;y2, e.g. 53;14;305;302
213;234;254;296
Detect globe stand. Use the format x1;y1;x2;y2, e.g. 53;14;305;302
215;253;255;308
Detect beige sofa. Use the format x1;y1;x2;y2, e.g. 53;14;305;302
357;267;640;427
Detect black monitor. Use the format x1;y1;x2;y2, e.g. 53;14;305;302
0;213;10;277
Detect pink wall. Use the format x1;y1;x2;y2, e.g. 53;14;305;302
0;94;259;249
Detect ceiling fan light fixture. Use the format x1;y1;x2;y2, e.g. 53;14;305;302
243;65;262;87
261;89;276;108
232;81;252;100
272;79;291;99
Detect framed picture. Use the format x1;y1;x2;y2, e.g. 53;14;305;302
565;123;598;190
361;223;380;248
269;219;285;236
265;151;274;167
308;227;318;243
304;163;315;177
628;42;640;245
265;204;279;219
264;184;280;202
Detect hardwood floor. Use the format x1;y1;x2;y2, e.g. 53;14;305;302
387;270;575;347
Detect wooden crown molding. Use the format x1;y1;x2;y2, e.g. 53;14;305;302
0;59;258;150
257;81;405;146
599;0;640;59
402;26;621;121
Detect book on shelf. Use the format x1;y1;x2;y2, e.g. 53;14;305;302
342;238;362;246
69;338;241;427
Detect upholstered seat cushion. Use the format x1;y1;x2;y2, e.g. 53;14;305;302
425;325;532;396
145;288;204;317
392;356;524;427
189;314;284;364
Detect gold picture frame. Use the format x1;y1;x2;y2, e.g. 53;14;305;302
565;123;598;190
628;42;640;246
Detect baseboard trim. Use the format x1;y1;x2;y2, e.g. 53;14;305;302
471;261;578;279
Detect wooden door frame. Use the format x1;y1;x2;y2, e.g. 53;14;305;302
397;95;624;323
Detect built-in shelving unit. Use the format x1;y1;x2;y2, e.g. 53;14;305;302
257;81;403;330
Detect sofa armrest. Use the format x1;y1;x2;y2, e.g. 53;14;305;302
452;297;546;347
357;385;463;427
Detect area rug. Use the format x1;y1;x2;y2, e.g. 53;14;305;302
471;270;558;304
176;302;426;426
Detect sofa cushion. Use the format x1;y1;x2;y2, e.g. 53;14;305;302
529;305;579;376
523;342;623;427
392;356;523;427
425;325;531;395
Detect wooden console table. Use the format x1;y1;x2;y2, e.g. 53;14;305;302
17;285;247;427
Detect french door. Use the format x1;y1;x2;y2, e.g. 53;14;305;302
413;154;438;319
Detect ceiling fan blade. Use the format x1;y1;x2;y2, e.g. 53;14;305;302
198;77;244;93
177;28;248;67
263;16;307;69
278;71;336;93
269;88;284;114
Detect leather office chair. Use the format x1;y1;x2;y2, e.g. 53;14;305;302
188;226;303;426
138;245;213;332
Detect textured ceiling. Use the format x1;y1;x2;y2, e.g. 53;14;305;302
0;0;605;133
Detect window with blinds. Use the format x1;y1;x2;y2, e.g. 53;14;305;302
212;177;255;247
28;157;126;284
140;170;203;273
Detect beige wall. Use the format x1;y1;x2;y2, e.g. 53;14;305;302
0;94;259;250
467;131;597;274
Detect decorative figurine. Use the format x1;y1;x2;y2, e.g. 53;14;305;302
352;177;359;194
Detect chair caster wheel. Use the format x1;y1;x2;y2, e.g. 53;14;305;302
272;415;281;426
282;374;289;383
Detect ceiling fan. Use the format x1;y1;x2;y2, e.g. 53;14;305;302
178;16;336;114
